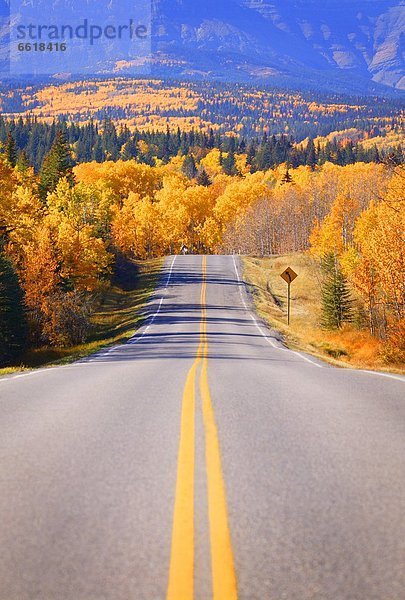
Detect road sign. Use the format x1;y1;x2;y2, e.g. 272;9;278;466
280;267;298;284
280;267;298;325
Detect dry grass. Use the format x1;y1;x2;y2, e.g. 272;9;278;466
243;254;404;374
0;258;163;376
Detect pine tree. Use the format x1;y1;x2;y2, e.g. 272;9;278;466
16;150;29;172
0;252;28;365
92;137;105;163
5;132;17;168
306;138;317;168
182;154;197;179
320;252;353;329
196;168;212;187
121;138;138;161
222;151;238;175
255;140;273;171
39;130;75;201
281;168;293;185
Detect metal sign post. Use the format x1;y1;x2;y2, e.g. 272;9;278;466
280;267;298;325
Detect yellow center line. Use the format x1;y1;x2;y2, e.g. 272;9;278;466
166;357;197;600
167;256;238;600
200;256;238;600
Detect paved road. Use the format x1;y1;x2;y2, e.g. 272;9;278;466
0;255;404;600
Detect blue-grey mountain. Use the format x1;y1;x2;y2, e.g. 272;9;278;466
1;0;404;93
153;0;404;92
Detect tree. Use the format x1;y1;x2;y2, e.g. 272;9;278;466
0;252;27;364
196;168;212;187
182;154;197;179
5;133;17;168
16;150;30;172
306;138;317;168
280;168;293;185
39;130;75;200
222;151;238;176
348;167;405;346
320;252;353;329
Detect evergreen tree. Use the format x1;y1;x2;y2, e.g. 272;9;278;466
182;154;197;179
281;168;293;185
255;139;273;171
196;168;212;187
16;150;29;172
246;140;257;167
39;130;74;201
222;151;238;176
121;138;138;161
306;138;317;168
0;252;28;365
5;132;17;167
92;137;105;162
320;253;353;329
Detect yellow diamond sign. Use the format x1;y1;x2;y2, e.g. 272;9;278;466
280;267;298;284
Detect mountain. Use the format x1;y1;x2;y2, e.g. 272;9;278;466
1;0;404;94
152;0;405;93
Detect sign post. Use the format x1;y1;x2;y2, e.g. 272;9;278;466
280;267;298;325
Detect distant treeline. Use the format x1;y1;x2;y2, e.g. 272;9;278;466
0;116;403;173
1;78;403;141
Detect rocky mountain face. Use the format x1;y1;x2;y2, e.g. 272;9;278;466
1;0;403;94
152;0;404;92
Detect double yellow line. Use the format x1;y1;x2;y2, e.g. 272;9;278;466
167;256;238;600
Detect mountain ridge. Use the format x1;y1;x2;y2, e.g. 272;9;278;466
152;0;405;92
1;0;404;95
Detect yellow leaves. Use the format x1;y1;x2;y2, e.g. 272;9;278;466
44;179;113;290
112;193;162;259
56;220;112;291
213;172;269;232
6;186;44;264
0;157;17;227
200;149;222;177
74;160;162;200
311;166;405;350
309;162;392;258
46;178;114;236
354;195;404;308
340;246;360;278
21;223;59;310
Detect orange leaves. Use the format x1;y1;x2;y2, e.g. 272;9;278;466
310;165;404;355
56;220;112;291
0;158;18;228
353;174;405;319
21;223;59;320
2;147;402;359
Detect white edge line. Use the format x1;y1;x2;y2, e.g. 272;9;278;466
0;256;178;379
359;370;405;383
108;255;177;351
232;254;323;368
232;255;405;381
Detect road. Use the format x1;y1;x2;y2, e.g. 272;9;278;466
0;255;404;600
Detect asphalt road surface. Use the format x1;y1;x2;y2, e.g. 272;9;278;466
1;255;404;600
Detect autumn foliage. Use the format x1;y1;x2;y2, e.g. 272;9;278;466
0;145;403;364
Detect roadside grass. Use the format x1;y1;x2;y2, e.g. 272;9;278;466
0;257;164;376
243;254;404;374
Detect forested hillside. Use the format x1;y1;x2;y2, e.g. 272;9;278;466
1;115;403;174
1;79;403;140
0;128;403;367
